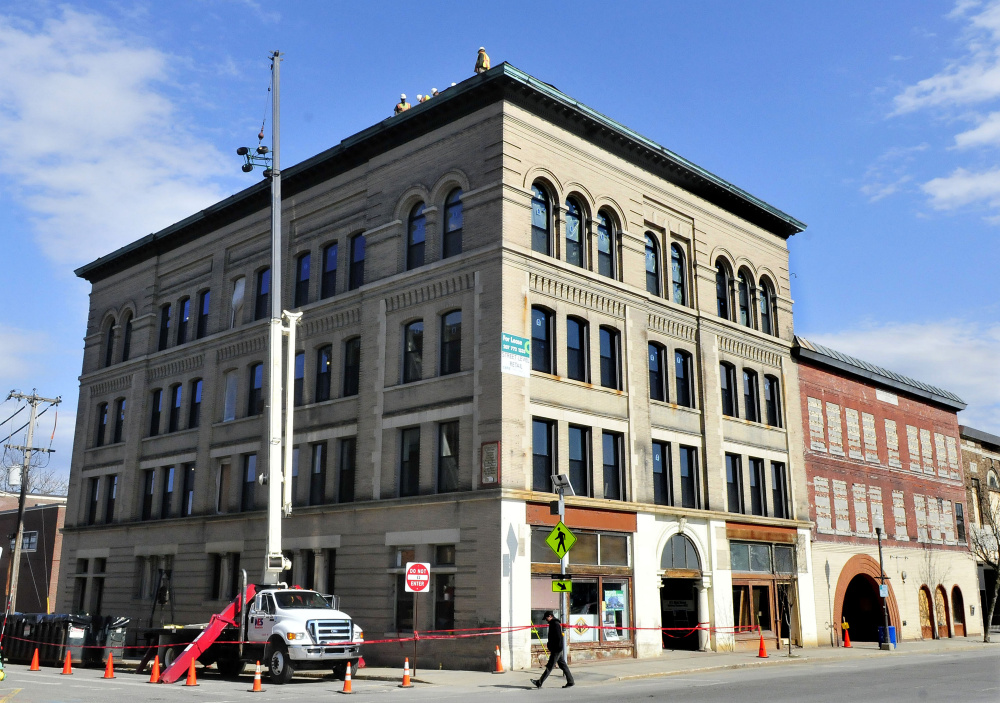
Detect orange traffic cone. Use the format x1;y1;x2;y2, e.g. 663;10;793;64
61;651;73;675
843;627;852;648
492;645;505;674
147;655;161;683
757;626;768;658
339;664;353;695
248;661;264;693
184;658;198;686
103;653;116;679
398;657;413;688
29;648;40;671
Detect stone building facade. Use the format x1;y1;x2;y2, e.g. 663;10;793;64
795;338;981;645
959;425;1000;635
60;63;815;669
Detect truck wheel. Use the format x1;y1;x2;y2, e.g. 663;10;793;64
216;656;245;679
162;647;180;670
267;642;294;684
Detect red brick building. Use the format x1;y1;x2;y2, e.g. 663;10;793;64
794;338;981;645
0;492;67;614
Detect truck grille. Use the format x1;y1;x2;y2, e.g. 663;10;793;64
308;619;352;643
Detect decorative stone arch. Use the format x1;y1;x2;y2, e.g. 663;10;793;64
429;169;471;205
562;182;597;216
951;585;966;636
756;266;781;296
655;527;707;574
733;258;758;279
832;554;900;634
593;197;627;230
393;185;432;223
707;246;737;271
934;584;952;638
522;167;564;202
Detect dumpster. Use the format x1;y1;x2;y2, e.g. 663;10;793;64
2;613;130;666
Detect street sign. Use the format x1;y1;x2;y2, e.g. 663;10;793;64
552;580;572;593
545;521;576;559
879;584;888;598
404;562;431;593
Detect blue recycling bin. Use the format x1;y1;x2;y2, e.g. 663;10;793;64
878;625;897;647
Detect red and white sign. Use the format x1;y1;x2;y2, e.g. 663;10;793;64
404;562;431;593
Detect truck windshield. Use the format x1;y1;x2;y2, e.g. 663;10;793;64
275;591;332;609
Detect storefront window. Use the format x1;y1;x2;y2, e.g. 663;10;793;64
573;533;599;565
602;581;629;640
730;540;796;640
600;535;629;565
569;580;600;643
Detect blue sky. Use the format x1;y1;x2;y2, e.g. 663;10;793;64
1;1;998;483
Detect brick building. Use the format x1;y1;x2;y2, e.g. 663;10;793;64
794;338;981;645
958;425;1000;635
0;492;66;614
60;63;817;670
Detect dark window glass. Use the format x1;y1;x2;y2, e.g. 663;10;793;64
254;268;271;320
338;437;356;503
95;403;108;447
248;363;264;416
759;280;776;336
680;445;698;509
396;574;414;631
343;337;361;396
316;345;332;402
749;458;766;516
565;198;583;267
671;244;686;305
737;272;753;327
662;534;700;570
181;465;195;517
566;317;588;382
168;384;182;432
532;419;555;492
402;321;423;383
349;235;365;290
161;466;175;518
217;462;231;514
309;443;326;505
87;477;100;525
121;316;132;362
290;448;302;507
771;462;789;519
104;323;115;368
531;307;554;374
743;370;760;423
177;297;191;344
230;277;246;328
407;203;426;270
440;311;462;375
434;573;456;630
649;343;666;402
321;243;338;299
197;290;210;339
113;399;125;443
293;352;304;406
602;431;623;500
443;189;463;258
568;425;590;498
149;389;162;437
726;454;743;514
645;234;660;295
599;327;621;390
716;260;731;320
596;212;615;278
720;363;737;418
294;253;310;307
141;469;155;520
399;427;421;497
104;475;117;523
675;351;693;408
653;441;671;506
241;454;257;511
531;184;550;255
438;421;460;492
764;375;781;427
158;304;171;350
955;503;966;542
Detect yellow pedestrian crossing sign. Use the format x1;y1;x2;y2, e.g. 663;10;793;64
552;579;572;592
545;521;576;559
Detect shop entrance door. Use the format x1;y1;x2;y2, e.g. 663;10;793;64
918;587;933;639
660;578;699;650
841;575;881;642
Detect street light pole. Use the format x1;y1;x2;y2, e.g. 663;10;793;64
875;521;891;651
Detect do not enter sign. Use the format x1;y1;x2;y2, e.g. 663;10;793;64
404;562;431;593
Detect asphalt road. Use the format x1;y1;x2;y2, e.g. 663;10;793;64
0;650;997;702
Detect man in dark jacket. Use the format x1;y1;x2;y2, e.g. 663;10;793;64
531;611;574;688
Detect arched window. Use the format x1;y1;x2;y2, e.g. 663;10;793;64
407;203;426;270
988;470;1000;490
402;320;424;383
743;369;760;422
531;306;554;374
531;184;551;255
121;313;133;362
645;234;661;295
564;198;584;267
670;243;686;305
720;362;738;417
600;326;622;391
759;278;777;336
764;375;781;428
737;270;754;328
596;211;616;279
661;533;701;571
103;319;116;368
675;350;694;408
715;259;732;320
443;188;463;258
566;316;589;382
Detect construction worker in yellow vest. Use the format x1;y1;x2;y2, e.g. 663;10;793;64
418;94;428;103
395;94;410;114
475;47;490;74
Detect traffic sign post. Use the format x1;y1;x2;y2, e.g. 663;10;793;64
549;474;576;665
404;562;430;676
551;579;572;593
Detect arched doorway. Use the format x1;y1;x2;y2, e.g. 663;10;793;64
660;533;701;651
935;585;951;638
952;587;966;637
842;574;882;642
918;586;933;639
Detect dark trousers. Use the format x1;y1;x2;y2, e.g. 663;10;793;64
538;649;573;685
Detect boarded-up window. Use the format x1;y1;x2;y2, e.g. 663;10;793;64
907;425;921;472
945;437;960;480
869;486;884;533
914;494;927;542
845;409;862;460
833;479;850;534
927;496;941;543
885;420;901;468
826;402;843;455
808;398;826;452
862;412;879;464
892;490;908;541
920;430;935;475
934;433;948;478
853;483;870;535
814;477;832;533
941;500;955;543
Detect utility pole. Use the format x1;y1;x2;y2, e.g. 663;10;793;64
4;390;60;614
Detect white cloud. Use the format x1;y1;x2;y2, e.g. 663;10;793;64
805;320;1000;434
0;8;233;265
922;166;1000;208
954;109;1000;146
0;325;46;387
858;144;926;202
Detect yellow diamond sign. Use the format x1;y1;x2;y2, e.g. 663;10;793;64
545;521;576;559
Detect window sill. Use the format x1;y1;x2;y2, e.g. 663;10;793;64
649;399;699;413
141;426;201;443
529;371;627;396
388;369;473;390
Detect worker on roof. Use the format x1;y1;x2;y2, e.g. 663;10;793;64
418;94;427;103
395;93;410;114
431;88;439;98
475;47;490;74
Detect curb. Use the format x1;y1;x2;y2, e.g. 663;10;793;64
607;655;809;683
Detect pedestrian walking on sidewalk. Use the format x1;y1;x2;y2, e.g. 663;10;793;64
531;611;574;689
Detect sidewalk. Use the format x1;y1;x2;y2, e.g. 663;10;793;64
353;638;1000;688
